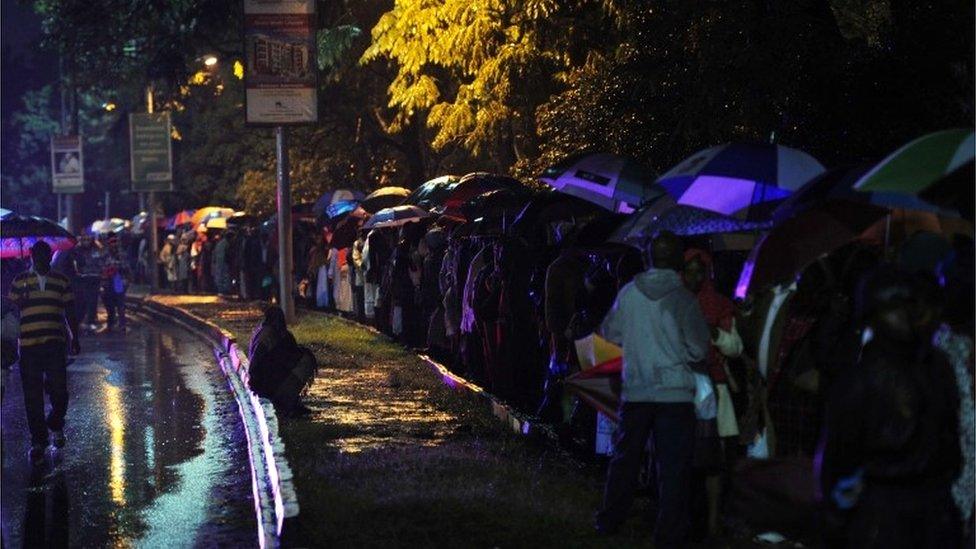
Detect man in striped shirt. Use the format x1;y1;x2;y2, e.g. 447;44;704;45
9;241;80;464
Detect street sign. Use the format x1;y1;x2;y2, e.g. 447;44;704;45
129;112;173;192
50;135;84;194
243;0;318;125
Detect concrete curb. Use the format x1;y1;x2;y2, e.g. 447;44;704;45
128;296;299;549
310;311;557;443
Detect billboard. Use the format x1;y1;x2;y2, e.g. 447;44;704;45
50;135;84;194
244;0;318;125
129;113;173;192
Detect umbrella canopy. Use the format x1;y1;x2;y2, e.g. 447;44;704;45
658;143;826;219
0;215;76;259
90;218;130;235
0;208;12;218
168;209;196;229
329;209;368;249
313;189;365;217
206;217;227;230
437;172;526;218
191;207;233;226
362;205;430;230
854;129;974;194
404;175;461;209
540;152;662;213
227;212;258;229
611;202;771;247
325;200;360;220
362;187;410;213
735;170;889;298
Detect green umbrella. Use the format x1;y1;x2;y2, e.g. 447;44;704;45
854;129;974;194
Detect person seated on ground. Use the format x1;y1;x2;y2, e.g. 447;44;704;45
247;305;317;416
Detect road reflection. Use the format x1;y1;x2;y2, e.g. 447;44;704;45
1;318;252;547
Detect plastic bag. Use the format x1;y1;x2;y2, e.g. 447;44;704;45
112;272;127;294
694;372;717;420
747;428;770;459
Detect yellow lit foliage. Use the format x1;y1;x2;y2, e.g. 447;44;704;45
233;60;245;80
361;0;610;154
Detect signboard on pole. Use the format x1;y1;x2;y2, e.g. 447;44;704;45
243;0;318;125
50;135;84;194
129;112;173;192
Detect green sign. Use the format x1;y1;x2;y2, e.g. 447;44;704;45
129;113;173;192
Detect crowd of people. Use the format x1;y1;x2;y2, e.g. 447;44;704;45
1;168;970;545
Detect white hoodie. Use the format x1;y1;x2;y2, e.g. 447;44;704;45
600;268;711;403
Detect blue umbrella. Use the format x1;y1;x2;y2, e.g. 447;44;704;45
313;189;365;217
658;143;825;219
540;152;662;213
325;200;360;219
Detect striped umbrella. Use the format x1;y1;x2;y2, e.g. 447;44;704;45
362;205;430;230
540;152;662;213
313;189;365;217
658;143;825;219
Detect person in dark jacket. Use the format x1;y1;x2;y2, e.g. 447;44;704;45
817;267;961;548
247;305;316;416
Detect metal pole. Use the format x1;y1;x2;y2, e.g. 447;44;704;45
57;194;62;224
59;53;76;234
139;193;146;213
147;85;160;291
275;126;294;322
104;190;110;220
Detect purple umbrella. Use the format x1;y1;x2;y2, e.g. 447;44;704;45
658;143;826;220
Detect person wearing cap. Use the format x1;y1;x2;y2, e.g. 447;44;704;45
8;241;80;465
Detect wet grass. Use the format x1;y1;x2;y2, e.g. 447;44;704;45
169;298;663;548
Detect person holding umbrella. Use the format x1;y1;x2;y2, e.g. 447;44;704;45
9;241;80;465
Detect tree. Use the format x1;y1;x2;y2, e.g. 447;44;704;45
361;0;618;170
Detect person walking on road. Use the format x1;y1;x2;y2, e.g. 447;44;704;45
101;237;130;332
9;241;80;465
595;231;711;547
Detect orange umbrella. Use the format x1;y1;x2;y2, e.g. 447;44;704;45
191;207;234;226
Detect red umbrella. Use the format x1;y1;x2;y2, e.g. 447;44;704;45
436;172;525;218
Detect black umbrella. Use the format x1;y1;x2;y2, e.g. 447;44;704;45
0;214;76;258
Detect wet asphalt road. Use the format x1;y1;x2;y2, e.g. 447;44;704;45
1;315;256;548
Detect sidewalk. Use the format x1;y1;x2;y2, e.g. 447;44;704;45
149;294;664;547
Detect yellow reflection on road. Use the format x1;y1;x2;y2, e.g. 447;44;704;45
104;383;126;506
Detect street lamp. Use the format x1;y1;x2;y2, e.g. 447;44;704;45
202;55;218;67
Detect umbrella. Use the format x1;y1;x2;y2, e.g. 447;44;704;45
540;152;663;213
329;209;368;249
564;334;624;422
325;200;360;220
0;208;12;218
610;203;771;247
227;212;258;229
658;143;825;219
362;205;430;229
735;169;889;298
0;214;76;259
461;189;534;222
91;218;129;235
362;187;410;213
191;207;233;226
919;160;974;222
313;189;365;217
168;209;196;229
854;129;974;194
436;172;527;218
206;217;227;230
404;175;461;209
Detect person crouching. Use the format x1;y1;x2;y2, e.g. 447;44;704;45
247;305;316;416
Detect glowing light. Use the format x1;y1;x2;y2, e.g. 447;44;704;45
233;60;245;80
203;55;218;67
102;102;117;112
104;383;127;506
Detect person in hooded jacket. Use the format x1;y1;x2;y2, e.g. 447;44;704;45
817;267;961;548
595;231;711;547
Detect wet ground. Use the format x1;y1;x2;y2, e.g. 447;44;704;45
1;314;256;548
